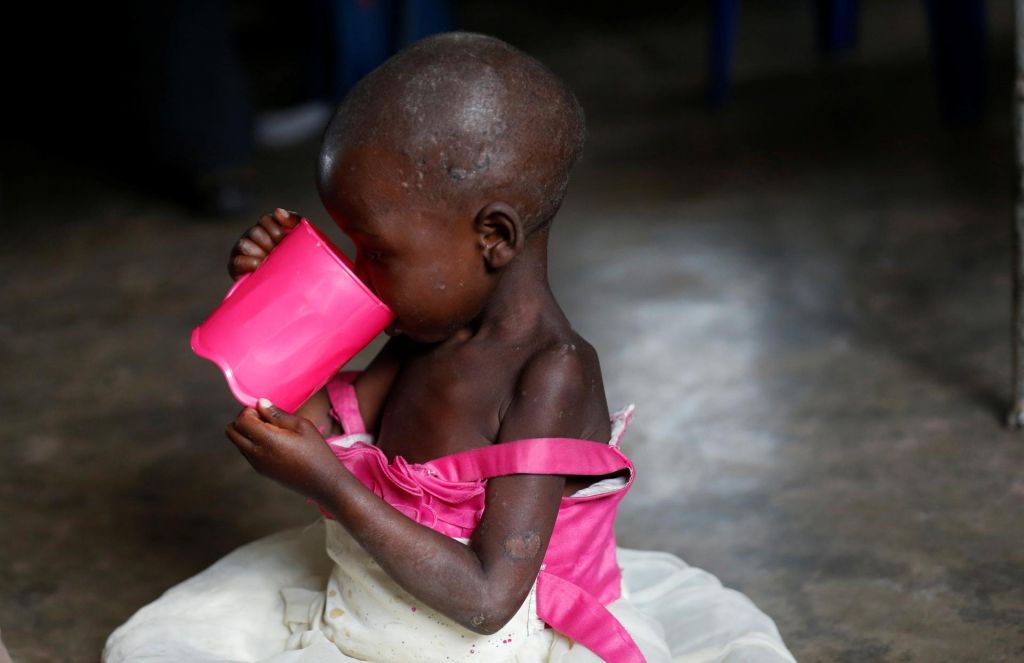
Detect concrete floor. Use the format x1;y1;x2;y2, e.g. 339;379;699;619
3;2;1024;661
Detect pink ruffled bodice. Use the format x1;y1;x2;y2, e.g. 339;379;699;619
314;370;645;663
316;437;487;539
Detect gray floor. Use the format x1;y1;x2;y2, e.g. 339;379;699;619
3;2;1023;661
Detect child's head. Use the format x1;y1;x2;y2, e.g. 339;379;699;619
316;32;585;343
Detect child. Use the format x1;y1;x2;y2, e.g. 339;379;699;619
104;33;795;663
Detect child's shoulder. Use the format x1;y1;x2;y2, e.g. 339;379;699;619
516;332;602;395
499;329;611;443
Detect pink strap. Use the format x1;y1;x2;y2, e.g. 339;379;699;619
325;370;366;435
536;571;646;663
426;438;630;483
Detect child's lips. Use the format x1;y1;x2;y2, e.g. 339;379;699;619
385;321;402;336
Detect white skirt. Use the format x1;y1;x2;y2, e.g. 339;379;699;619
102;519;795;663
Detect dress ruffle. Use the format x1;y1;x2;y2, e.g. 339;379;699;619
313;436;487;538
103;520;794;663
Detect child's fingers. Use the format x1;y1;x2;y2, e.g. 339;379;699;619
246;224;276;253
224;422;256;454
273;208;302;228
235;405;302;439
257;213;288;243
233;407;273;438
256;398;305;432
229;254;261;280
237;237;267;259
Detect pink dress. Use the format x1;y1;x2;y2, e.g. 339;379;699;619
318;371;644;662
103;370;796;663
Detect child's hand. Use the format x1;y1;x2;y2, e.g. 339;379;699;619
225;398;341;503
227;208;302;281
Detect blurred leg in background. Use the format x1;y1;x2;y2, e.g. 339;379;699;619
329;0;455;99
254;0;454;148
130;0;256;215
814;0;858;55
925;0;989;125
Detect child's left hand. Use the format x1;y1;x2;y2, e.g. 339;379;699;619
225;399;341;504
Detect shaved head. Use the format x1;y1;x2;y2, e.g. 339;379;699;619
318;32;585;234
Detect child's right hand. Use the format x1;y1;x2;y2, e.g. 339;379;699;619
228;208;302;281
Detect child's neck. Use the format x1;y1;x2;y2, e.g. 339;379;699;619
459;234;567;344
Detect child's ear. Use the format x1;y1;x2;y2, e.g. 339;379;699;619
475;203;524;270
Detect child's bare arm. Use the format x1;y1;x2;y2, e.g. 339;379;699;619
293;335;408;437
294;389;341;437
226;345;590;635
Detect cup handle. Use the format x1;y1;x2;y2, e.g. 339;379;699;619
223;218;306;301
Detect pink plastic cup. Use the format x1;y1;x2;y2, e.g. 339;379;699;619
191;218;393;412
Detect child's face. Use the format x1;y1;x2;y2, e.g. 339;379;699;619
319;145;493;344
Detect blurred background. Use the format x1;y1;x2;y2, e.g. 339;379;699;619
3;0;1023;660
